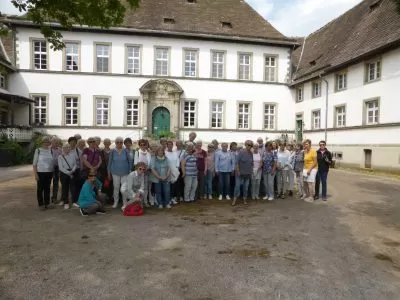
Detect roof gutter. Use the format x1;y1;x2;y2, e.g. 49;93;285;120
3;19;300;48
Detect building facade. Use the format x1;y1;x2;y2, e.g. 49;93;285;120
1;0;400;171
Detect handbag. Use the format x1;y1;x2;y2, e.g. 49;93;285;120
123;202;144;216
103;178;111;189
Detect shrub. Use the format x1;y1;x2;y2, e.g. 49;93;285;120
0;134;25;165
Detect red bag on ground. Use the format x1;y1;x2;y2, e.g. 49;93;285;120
103;178;110;189
123;202;144;216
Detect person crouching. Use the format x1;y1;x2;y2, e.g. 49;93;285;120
78;169;106;216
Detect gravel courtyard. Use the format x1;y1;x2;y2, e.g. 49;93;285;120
1;168;400;300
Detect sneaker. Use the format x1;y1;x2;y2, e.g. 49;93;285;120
112;203;118;208
218;195;223;201
231;198;236;206
301;195;307;200
144;202;150;208
58;201;64;206
166;204;172;209
262;196;268;200
322;198;327;201
268;197;274;201
96;208;106;214
314;196;320;200
64;204;69;210
304;197;314;203
289;191;293;197
80;208;88;216
172;199;178;205
158;204;163;209
208;195;212;200
121;205;126;212
179;197;184;202
281;193;286;199
243;199;248;205
226;195;231;200
72;203;80;208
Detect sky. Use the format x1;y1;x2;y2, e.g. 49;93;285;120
0;0;364;37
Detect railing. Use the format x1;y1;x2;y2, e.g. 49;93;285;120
0;127;33;141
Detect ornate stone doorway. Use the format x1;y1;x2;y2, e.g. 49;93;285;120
139;79;183;138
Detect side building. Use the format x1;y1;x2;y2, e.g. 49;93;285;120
291;0;400;172
1;0;297;142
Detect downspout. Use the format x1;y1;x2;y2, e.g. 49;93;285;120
320;75;329;142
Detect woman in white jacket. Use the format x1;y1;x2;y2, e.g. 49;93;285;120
134;139;152;206
58;143;77;209
121;162;146;211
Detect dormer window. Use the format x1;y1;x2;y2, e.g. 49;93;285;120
221;21;233;29
163;18;175;24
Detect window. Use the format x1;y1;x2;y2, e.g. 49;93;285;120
264;55;277;82
126;98;139;126
312;110;321;129
312;81;321;98
155;47;169;76
126;46;140;74
365;100;379;125
95;97;109;126
33;95;47;124
336;72;347;91
183;100;196;128
335;106;346;127
211;102;223;128
264;104;276;130
238;53;251;80
65;42;79;71
32;40;47;70
296;86;303;102
211;51;225;79
64;96;79;125
365;60;381;83
238;103;251;129
184;49;197;77
95;44;110;73
0;73;6;89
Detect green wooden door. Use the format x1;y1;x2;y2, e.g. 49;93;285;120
296;119;303;142
152;107;170;139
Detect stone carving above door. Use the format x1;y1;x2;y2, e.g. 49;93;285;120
139;79;183;101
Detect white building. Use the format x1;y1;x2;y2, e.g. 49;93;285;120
0;0;296;143
291;0;400;172
0;0;399;171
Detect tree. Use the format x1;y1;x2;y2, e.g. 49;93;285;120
5;0;140;50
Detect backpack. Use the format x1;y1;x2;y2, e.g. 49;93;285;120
123;202;144;216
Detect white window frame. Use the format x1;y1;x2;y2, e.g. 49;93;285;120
182;100;196;128
264;103;276;130
0;73;6;89
94;97;110;126
31;39;48;70
312;81;321;98
237;102;251;130
364;99;380;125
264;55;277;82
126;45;141;75
335;105;346;128
95;43;111;73
296;86;304;102
312;110;321;130
183;49;198;77
31;94;47;125
365;59;381;83
63;96;79;126
154;47;170;76
336;72;347;91
210;101;224;129
238;52;251;80
211;50;225;79
64;41;80;71
125;97;140;127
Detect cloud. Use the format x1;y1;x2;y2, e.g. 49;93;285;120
247;0;363;37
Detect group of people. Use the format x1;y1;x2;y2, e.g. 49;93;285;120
32;131;333;216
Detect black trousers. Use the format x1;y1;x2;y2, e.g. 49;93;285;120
71;169;84;203
37;172;53;207
51;167;60;202
60;172;73;203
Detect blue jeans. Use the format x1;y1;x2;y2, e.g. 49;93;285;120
315;170;328;199
205;170;214;195
235;175;250;199
263;172;276;198
218;172;230;197
155;181;171;207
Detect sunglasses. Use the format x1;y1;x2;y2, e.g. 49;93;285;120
246;144;253;147
137;167;145;171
